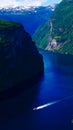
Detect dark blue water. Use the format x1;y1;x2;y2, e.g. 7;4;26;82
0;50;73;130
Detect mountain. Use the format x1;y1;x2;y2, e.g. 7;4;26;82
32;21;50;49
33;0;73;54
0;19;44;92
0;5;56;35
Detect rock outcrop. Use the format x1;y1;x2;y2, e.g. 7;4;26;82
0;19;44;92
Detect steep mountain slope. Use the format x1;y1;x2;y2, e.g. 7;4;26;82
32;21;50;48
33;0;73;54
0;19;44;92
0;6;54;35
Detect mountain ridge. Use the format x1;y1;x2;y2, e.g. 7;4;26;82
0;5;57;35
0;4;57;10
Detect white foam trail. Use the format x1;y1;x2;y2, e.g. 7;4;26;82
33;94;73;111
33;100;60;110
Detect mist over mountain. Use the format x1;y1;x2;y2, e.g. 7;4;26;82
0;5;56;35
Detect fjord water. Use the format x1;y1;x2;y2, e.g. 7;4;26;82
0;49;73;130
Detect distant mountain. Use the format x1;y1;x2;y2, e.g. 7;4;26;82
0;5;56;35
33;0;73;54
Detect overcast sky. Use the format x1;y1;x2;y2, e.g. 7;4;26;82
0;0;62;8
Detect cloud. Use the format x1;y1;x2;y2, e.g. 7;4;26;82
0;0;49;8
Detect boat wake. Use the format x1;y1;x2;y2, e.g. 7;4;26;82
33;94;73;111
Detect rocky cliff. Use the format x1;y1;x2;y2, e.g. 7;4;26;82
33;0;73;54
47;0;73;54
0;19;44;92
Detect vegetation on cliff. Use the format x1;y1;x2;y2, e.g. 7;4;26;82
0;19;22;47
0;19;44;92
33;0;73;54
0;19;22;28
33;21;50;49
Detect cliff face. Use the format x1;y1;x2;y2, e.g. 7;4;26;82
32;21;50;49
0;19;44;92
33;0;73;54
47;0;73;54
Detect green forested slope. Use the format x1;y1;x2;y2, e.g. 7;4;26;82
33;0;73;54
33;21;50;48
